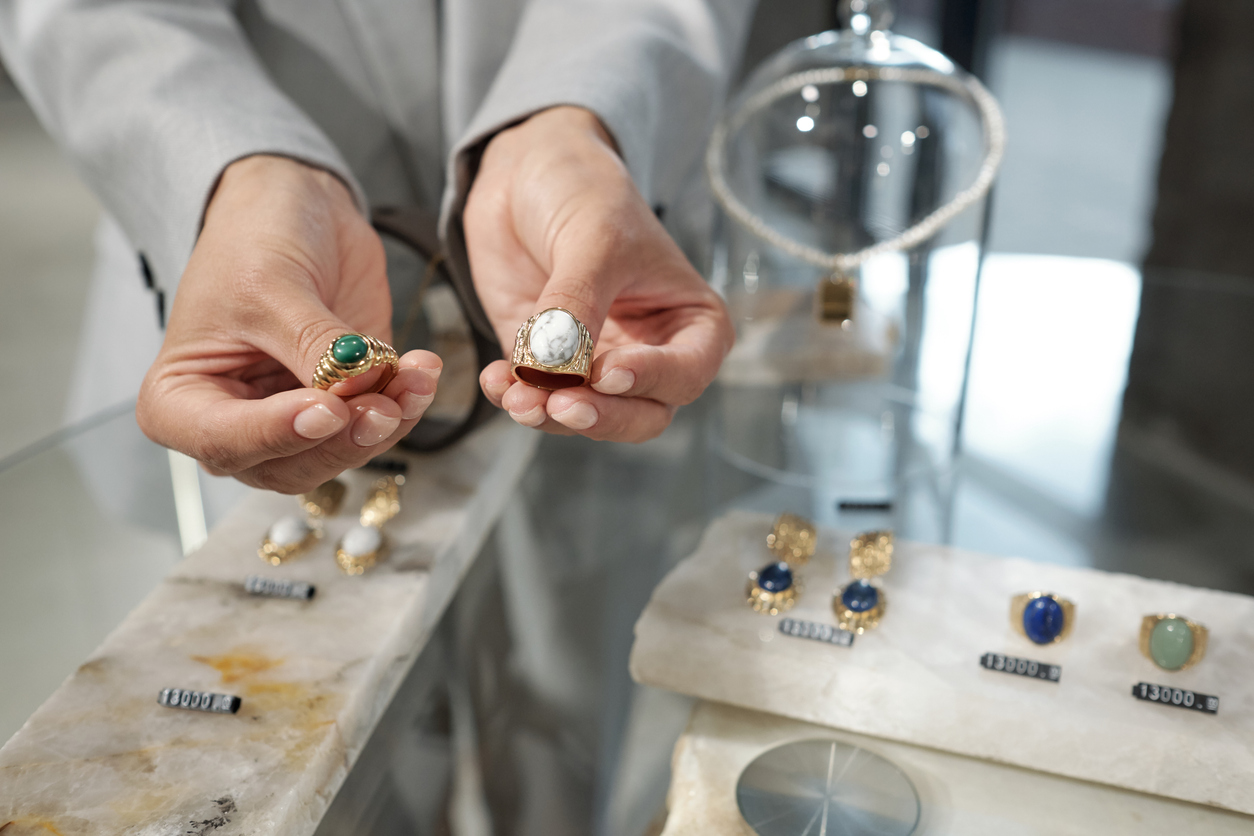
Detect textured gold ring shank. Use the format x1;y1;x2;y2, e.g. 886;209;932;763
312;335;400;392
510;309;594;390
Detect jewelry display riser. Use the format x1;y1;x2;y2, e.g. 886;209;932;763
0;417;539;835
629;511;1254;815
661;701;1254;835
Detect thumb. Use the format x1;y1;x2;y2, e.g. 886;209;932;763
248;285;395;398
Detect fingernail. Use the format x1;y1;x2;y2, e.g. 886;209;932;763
399;391;435;420
509;406;546;428
551;402;598;430
353;408;400;446
294;403;346;439
593;367;635;395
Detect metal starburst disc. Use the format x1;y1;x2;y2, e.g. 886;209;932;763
736;739;921;836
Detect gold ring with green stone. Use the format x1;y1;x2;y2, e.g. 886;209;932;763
1140;613;1208;672
312;334;400;393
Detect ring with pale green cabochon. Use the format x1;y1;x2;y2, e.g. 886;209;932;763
1140;614;1208;672
312;333;399;392
510;307;594;390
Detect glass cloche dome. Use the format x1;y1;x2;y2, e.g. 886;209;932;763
706;1;1004;541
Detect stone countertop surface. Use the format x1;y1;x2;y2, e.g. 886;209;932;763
662;701;1254;835
0;417;537;835
631;511;1254;816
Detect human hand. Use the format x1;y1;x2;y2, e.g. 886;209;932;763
464;106;734;443
136;155;442;493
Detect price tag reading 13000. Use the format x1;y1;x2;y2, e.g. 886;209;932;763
1132;682;1218;714
980;652;1060;683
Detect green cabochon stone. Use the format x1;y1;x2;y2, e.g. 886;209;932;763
332;334;369;364
1149;617;1194;671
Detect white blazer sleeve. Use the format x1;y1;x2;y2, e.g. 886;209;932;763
0;0;365;297
439;0;755;340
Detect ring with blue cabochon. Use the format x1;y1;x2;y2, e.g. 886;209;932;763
510;307;595;390
832;530;893;633
1140;613;1207;672
312;333;400;392
1010;592;1075;645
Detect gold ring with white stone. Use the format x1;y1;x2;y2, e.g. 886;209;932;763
510;307;594;390
312;333;400;393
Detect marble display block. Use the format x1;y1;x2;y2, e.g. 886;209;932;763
630;512;1254;815
662;701;1254;835
0;418;538;835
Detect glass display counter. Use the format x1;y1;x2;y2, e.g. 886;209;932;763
0;404;181;744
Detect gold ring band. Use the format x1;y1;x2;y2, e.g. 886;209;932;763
312;334;400;392
510;307;594;390
1140;613;1208;672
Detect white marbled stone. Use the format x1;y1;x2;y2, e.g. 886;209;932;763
341;523;383;557
529;309;579;366
0;417;540;835
267;515;311;547
631;512;1254;816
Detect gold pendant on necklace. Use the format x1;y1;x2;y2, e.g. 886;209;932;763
817;273;855;324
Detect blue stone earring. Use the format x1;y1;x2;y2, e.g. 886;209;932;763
832;531;893;633
746;514;816;614
746;561;800;614
1010;592;1075;644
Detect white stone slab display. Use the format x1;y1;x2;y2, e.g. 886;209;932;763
0;418;538;835
661;701;1254;835
630;512;1254;815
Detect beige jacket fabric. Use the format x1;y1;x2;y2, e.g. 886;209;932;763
0;0;755;338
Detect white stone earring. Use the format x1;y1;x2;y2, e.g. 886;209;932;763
336;474;404;575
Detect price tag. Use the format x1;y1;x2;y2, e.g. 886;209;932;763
244;575;315;600
158;688;241;714
778;617;855;647
1132;682;1218;714
980;652;1060;682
